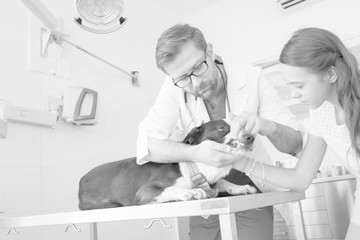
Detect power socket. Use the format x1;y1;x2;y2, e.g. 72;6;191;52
47;95;63;113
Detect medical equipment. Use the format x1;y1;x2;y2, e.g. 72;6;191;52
74;0;127;34
62;86;98;125
19;0;139;85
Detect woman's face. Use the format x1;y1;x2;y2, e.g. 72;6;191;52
280;64;335;109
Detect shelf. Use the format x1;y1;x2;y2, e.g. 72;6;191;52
250;56;279;69
312;174;356;184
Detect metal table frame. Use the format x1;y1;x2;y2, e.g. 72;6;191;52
0;191;305;240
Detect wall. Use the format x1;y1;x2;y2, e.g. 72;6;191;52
1;0;360;238
0;0;181;239
184;0;360;171
185;0;360;65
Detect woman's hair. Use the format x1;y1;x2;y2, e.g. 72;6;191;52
280;27;360;159
155;24;207;72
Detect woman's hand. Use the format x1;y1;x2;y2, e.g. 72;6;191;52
228;112;275;138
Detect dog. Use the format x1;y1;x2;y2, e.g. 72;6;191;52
78;119;257;210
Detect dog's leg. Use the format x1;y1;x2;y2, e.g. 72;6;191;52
135;181;207;205
216;179;257;195
154;187;207;203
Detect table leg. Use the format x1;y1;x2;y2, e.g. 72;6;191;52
292;201;306;240
90;222;98;240
176;217;190;240
219;213;238;240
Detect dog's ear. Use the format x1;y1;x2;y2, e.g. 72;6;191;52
183;127;202;145
184;136;196;145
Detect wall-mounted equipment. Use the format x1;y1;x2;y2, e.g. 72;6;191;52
0;85;99;138
4;104;59;128
62;86;98;125
0;99;59;138
58;36;140;86
19;0;140;86
74;0;127;34
276;0;325;14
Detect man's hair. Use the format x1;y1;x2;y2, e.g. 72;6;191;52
155;24;207;72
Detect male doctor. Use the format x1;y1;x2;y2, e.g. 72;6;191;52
136;23;302;240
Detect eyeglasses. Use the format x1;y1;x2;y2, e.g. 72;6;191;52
173;57;209;88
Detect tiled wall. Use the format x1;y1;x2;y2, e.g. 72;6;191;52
0;0;179;217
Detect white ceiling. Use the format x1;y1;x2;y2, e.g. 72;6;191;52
151;0;222;18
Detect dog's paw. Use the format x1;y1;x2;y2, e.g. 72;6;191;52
192;188;208;199
245;185;257;194
228;184;257;195
183;188;207;200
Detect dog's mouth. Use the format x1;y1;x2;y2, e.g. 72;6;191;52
225;133;254;151
226;138;242;149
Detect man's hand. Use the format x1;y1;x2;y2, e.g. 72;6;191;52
228;112;276;139
191;140;252;169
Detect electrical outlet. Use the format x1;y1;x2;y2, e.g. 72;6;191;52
47;95;63;113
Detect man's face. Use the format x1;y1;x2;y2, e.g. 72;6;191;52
163;42;219;100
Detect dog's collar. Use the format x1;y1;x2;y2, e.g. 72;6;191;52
185;162;218;198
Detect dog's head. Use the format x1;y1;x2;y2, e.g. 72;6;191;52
182;119;255;151
183;119;230;145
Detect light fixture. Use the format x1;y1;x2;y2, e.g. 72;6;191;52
18;0;139;85
74;0;127;34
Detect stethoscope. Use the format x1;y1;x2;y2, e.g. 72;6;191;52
182;58;231;133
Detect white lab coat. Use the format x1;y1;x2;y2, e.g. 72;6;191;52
136;62;301;193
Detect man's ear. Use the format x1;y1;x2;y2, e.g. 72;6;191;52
327;66;338;83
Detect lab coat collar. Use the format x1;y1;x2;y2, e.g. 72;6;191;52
214;55;248;91
183;57;259;124
222;61;249;91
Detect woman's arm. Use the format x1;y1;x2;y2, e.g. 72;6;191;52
230;71;303;156
231;112;303;155
233;134;327;192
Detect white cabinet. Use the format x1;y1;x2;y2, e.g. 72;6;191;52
273;175;356;240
